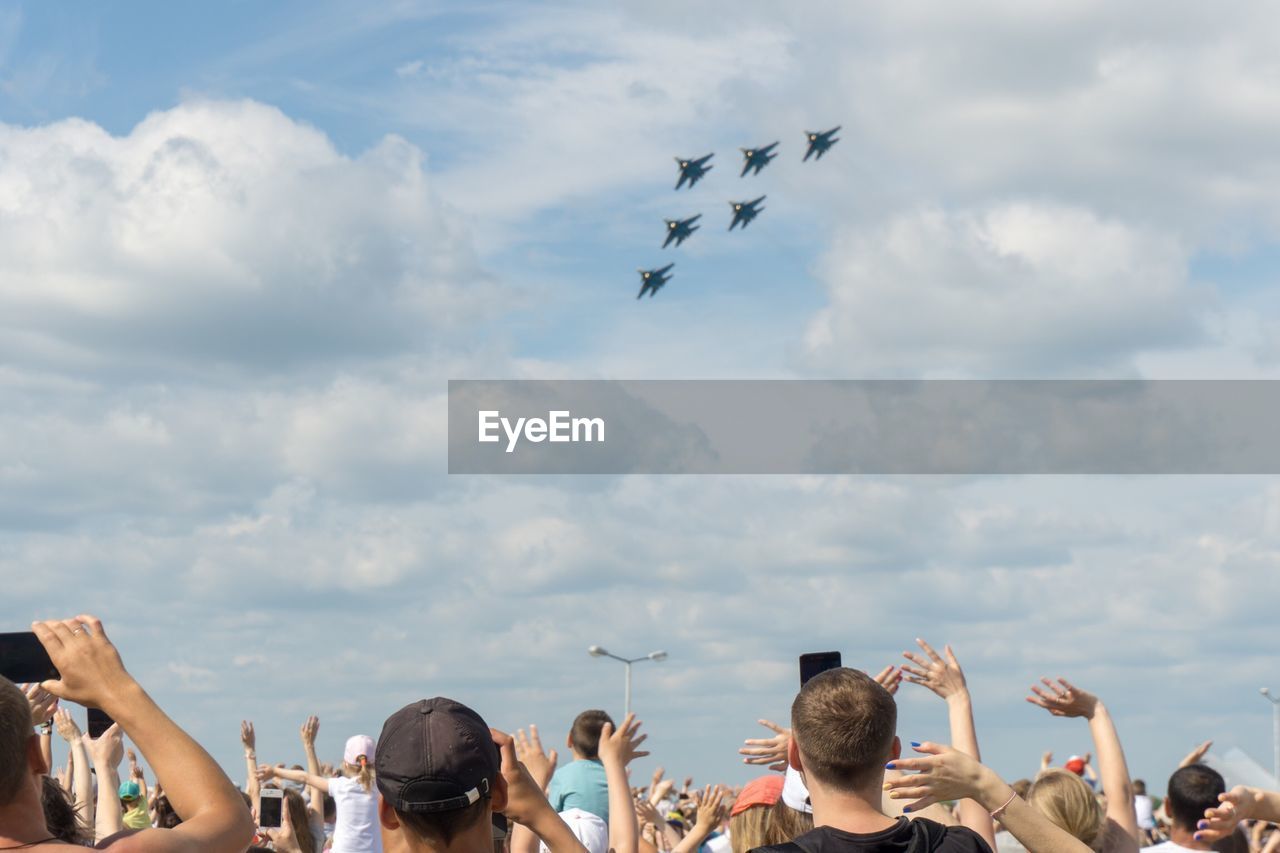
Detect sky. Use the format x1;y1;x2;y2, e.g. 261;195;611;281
4;0;1280;802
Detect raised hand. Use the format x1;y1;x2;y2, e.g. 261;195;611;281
53;707;82;743
873;665;903;696
1180;740;1213;768
241;720;256;751
24;683;59;726
901;639;967;700
1026;678;1098;719
598;713;650;768
491;727;555;828
1195;786;1266;843
300;715;319;747
515;725;558;790
692;784;727;829
650;777;675;805
85;722;124;769
739;719;790;771
31;616;135;711
883;742;993;813
255;764;278;782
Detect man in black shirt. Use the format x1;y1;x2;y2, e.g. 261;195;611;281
751;668;991;853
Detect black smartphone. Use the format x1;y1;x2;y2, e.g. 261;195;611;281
87;707;115;739
799;651;842;686
259;789;284;829
0;632;59;684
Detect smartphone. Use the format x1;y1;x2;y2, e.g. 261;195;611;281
799;651;842;686
259;788;284;829
87;707;115;739
0;632;59;684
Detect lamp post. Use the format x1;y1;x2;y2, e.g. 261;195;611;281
588;646;667;717
1262;687;1280;783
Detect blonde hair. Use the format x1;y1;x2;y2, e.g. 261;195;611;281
1027;769;1104;849
729;802;813;853
344;757;375;792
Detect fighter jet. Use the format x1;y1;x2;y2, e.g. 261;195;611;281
803;127;840;161
662;214;701;248
636;263;674;299
739;142;779;177
674;153;713;190
728;196;765;231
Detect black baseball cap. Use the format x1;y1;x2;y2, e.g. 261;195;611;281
376;697;500;814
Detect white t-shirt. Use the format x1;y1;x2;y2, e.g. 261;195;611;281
327;776;383;853
1134;794;1156;830
1146;843;1200;852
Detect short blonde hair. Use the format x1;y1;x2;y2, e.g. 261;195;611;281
1027;769;1104;848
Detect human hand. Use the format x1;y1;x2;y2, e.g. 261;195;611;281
241;720;256;751
300;715;318;748
515;725;558;790
265;795;300;853
682;776;693;793
1026;677;1099;719
650;777;675;805
255;764;279;782
883;742;1001;813
24;683;59;727
901;639;967;701
85;722;124;770
53;707;82;743
598;713;649;769
692;784;728;833
1180;740;1213;768
873;665;903;696
1195;786;1266;843
740;719;790;771
492;727;556;828
636;797;662;827
31;616;136;711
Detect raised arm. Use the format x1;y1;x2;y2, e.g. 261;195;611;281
240;720;260;813
55;707;94;830
902;640;996;850
24;684;58;776
128;748;150;804
85;722;125;841
510;724;563;853
258;764;332;792
1027;678;1138;848
598;713;649;853
300;716;325;821
672;786;727;853
492;728;588;853
35;615;255;853
885;743;1094;853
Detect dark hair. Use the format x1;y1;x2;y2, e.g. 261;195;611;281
1011;778;1032;799
1166;765;1225;831
323;793;336;821
396;797;490;846
42;776;88;844
285;789;316;853
791;667;896;792
571;709;614;760
0;678;30;807
155;794;182;829
1133;779;1146;795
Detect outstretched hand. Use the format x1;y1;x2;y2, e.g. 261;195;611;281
300;715;319;747
24;683;59;726
692;784;728;831
31;616;134;711
901;639;967;700
1194;786;1264;843
883;742;994;813
515;725;558;790
739;719;791;771
491;727;555;828
53;707;82;743
1180;740;1213;768
85;722;124;769
873;666;903;696
1026;678;1098;719
598;713;649;768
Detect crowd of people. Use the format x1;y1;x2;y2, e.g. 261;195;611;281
3;616;1279;853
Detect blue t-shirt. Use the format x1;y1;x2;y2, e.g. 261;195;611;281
547;759;609;825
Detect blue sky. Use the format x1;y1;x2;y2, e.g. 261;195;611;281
4;0;1280;806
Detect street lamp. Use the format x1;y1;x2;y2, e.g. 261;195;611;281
1262;687;1280;782
588;646;667;717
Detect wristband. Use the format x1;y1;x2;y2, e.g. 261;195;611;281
989;790;1018;820
38;720;53;734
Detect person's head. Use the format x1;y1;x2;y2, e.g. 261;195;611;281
120;779;143;809
284;788;316;853
1027;769;1104;847
0;676;45;809
1010;778;1032;799
375;697;505;851
788;667;899;795
323;793;336;824
728;776;813;853
1165;765;1225;833
154;795;182;829
566;710;613;760
344;734;376;792
42;776;87;844
1133;779;1146;796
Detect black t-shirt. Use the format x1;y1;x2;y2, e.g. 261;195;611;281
751;818;993;853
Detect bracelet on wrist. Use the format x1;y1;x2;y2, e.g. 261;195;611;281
989;790;1018;820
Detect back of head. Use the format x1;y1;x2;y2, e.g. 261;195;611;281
570;710;613;760
1166;764;1225;832
790;668;897;792
42;776;87;844
284;789;316;853
1027;769;1104;847
1132;779;1146;796
376;697;501;847
0;677;32;807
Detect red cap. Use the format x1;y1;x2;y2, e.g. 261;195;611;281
730;775;784;817
1065;758;1086;775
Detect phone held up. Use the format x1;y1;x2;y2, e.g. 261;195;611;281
799;651;842;686
0;632;59;684
259;788;284;829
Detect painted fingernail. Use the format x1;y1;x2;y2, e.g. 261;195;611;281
910;741;921;748
1197;821;1207;829
885;762;896;769
1194;834;1202;842
902;806;911;813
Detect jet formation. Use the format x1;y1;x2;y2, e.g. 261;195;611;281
636;125;838;299
636;264;674;299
